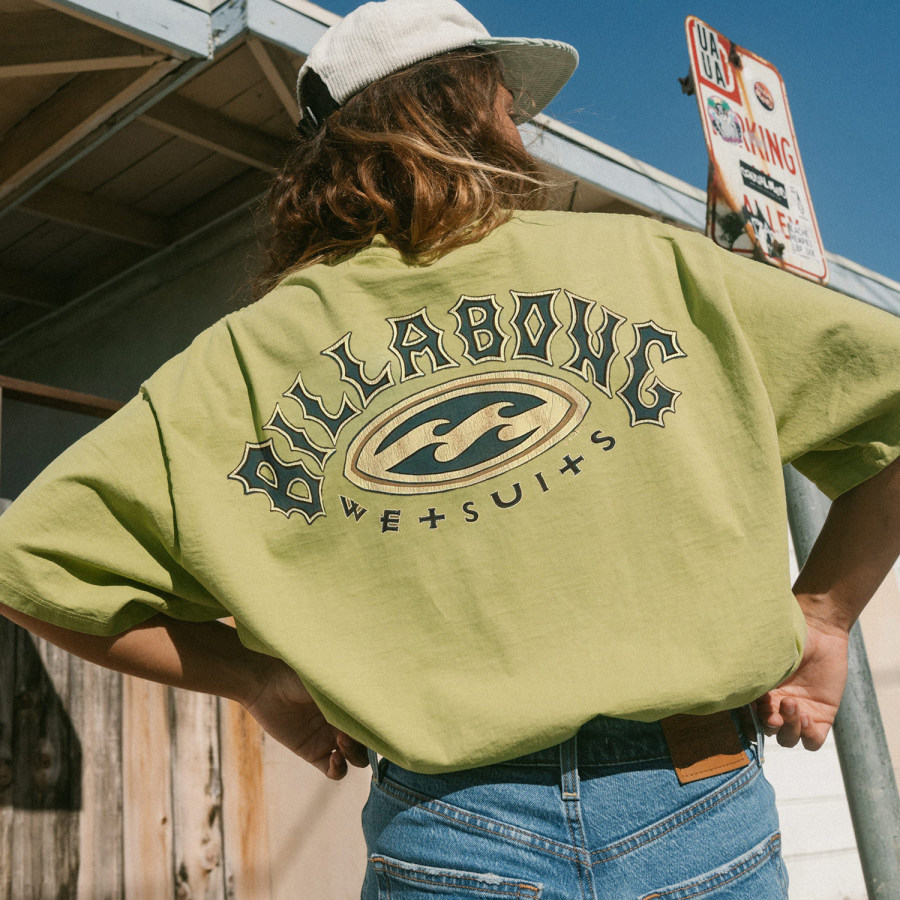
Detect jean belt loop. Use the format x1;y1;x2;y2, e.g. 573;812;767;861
367;747;382;784
746;702;766;764
560;734;580;802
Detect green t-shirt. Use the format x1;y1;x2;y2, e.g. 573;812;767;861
1;212;899;772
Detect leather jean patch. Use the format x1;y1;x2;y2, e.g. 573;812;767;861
660;711;751;785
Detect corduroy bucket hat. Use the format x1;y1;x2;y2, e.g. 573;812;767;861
296;0;578;131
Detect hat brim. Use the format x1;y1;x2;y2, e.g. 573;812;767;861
472;37;578;124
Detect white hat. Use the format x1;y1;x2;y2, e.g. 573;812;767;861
296;0;578;130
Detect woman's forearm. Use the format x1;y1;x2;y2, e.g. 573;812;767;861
0;604;272;706
793;455;900;633
0;602;368;777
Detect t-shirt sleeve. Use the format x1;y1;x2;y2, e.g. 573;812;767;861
0;390;228;635
717;248;900;499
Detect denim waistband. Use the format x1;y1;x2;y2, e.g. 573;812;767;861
368;707;761;783
498;716;674;768
500;708;760;769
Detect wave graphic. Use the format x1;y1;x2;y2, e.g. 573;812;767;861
344;371;590;495
373;391;546;476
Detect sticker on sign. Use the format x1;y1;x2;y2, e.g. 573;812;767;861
685;16;828;284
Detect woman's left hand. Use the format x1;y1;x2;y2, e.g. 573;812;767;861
243;659;369;779
754;617;849;751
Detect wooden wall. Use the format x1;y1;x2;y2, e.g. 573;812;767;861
0;379;272;899
0;632;270;900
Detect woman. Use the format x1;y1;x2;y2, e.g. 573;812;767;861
1;1;899;897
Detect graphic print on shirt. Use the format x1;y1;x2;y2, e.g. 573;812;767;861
228;288;686;524
345;371;589;495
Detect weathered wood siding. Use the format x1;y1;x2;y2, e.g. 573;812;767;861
1;628;80;899
122;679;173;900
219;702;270;899
171;689;225;900
0;381;265;899
0;636;271;900
0;614;13;900
73;656;123;899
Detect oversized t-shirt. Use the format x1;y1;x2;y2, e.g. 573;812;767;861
1;211;899;772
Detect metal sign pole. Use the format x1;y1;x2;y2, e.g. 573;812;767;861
684;16;900;895
783;464;900;900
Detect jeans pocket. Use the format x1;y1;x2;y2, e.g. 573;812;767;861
370;855;542;898
639;832;787;899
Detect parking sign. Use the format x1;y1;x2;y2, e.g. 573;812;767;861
686;17;828;283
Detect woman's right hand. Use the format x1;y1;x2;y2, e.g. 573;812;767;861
243;659;369;779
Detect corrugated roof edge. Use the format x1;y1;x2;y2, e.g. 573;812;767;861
0;1;894;323
532;113;706;205
529;114;899;317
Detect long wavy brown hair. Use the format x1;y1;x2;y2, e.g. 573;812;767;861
252;49;550;300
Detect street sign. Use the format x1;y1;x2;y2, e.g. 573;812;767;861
685;16;829;283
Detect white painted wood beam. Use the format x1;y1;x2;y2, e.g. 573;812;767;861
258;0;339;29
246;0;329;57
140;95;285;172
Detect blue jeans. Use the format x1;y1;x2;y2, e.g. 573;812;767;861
360;711;788;899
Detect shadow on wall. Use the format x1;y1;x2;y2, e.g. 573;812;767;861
0;619;82;811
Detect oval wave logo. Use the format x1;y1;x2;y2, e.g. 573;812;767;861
345;371;589;495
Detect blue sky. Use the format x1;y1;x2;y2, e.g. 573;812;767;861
320;1;900;285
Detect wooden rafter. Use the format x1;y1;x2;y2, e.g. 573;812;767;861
0;11;165;78
172;168;271;242
246;37;298;122
0;374;122;417
0;304;57;344
21;184;170;248
13;171;269;313
140;94;285;172
65;244;154;300
0;265;67;309
33;0;206;59
0;60;181;207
